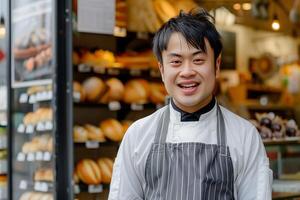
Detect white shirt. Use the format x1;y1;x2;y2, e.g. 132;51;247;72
109;102;273;200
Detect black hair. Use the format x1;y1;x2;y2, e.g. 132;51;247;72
152;8;222;64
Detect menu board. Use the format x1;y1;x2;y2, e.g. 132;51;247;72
11;0;53;88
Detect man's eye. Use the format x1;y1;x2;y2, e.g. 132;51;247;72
193;59;204;64
170;60;181;64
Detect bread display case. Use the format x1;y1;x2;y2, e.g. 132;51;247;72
7;0;73;199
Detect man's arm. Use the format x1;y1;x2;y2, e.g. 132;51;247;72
108;126;144;200
236;126;273;200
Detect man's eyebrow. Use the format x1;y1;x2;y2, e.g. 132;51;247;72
192;50;204;56
166;53;182;58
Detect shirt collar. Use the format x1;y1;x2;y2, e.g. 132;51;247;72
170;97;216;122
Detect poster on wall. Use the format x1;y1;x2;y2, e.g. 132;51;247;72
11;0;53;88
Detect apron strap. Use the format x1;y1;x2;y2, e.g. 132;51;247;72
217;105;228;154
153;105;170;143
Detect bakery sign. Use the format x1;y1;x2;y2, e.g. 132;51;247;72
11;0;53;88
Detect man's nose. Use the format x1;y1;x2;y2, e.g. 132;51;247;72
180;61;196;77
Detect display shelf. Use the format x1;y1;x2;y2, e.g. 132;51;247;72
74;64;161;78
74;141;120;149
19;180;54;193
263;138;300;146
74;183;109;195
16;152;52;162
73;101;164;111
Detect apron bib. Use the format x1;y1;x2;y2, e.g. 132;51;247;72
144;104;234;200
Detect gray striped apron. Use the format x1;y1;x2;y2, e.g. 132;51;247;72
144;104;234;200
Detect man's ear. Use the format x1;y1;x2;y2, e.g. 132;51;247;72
215;54;221;79
158;62;165;82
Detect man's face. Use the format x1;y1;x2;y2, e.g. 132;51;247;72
159;32;221;113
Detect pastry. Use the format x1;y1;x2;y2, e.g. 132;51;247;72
100;119;124;142
97;158;114;184
123;79;150;104
99;78;124;103
149;83;167;104
82;77;106;102
84;124;106;142
76;159;102;185
73;126;88;142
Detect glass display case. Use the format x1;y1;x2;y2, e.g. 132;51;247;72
7;0;73;199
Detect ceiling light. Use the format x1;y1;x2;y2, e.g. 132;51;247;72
271;14;280;31
233;3;241;10
242;3;252;10
0;16;5;39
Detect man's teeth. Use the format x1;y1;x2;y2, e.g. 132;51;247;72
179;83;198;88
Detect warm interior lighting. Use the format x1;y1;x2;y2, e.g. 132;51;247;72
233;3;241;10
242;3;252;10
271;14;280;30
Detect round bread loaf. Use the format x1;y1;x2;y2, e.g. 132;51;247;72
123;79;150;104
76;159;102;185
100;119;123;142
73;126;88;142
82;77;106;102
84;124;106;142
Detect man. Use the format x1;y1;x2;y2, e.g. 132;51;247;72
109;8;272;200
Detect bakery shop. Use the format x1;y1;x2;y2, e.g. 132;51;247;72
0;0;300;199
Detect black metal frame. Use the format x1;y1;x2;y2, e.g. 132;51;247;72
7;0;73;199
54;0;73;199
7;0;12;199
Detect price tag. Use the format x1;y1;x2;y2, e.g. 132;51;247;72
93;66;106;74
150;69;161;77
131;103;144;111
25;125;34;134
0;136;6;149
43;152;51;161
88;185;103;193
35;92;42;101
19;180;28;190
45;121;53;130
27;153;35;161
74;184;80;194
78;64;92;72
107;68;120;75
17;153;26;162
34;182;48;192
35;151;43;161
47;91;53;99
108;101;121;111
28;94;37;104
73;92;81;102
17;124;26;133
130;69;142;76
19;93;28;103
36;122;45;131
85;141;99;149
114;26;127;37
0;160;7;173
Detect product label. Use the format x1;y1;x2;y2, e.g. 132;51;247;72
34;182;48;192
43;152;51;161
19;93;28;103
27;153;35;162
29;94;37;104
86;141;99;149
45;121;53;130
130;69;142;76
93;66;106;74
35;151;43;161
88;184;103;193
73;92;81;102
17;124;26;133
36;122;46;131
108;101;121;111
78;64;92;72
19;180;28;190
25;125;34;134
74;184;80;194
107;68;120;75
17;153;26;162
131;103;143;111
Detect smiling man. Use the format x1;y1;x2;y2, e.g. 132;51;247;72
109;8;272;200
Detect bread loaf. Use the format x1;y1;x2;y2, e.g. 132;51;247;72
73;125;88;142
123;79;150;104
76;159;102;185
82;77;106;102
100;119;124;142
97;158;114;184
84;124;106;142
